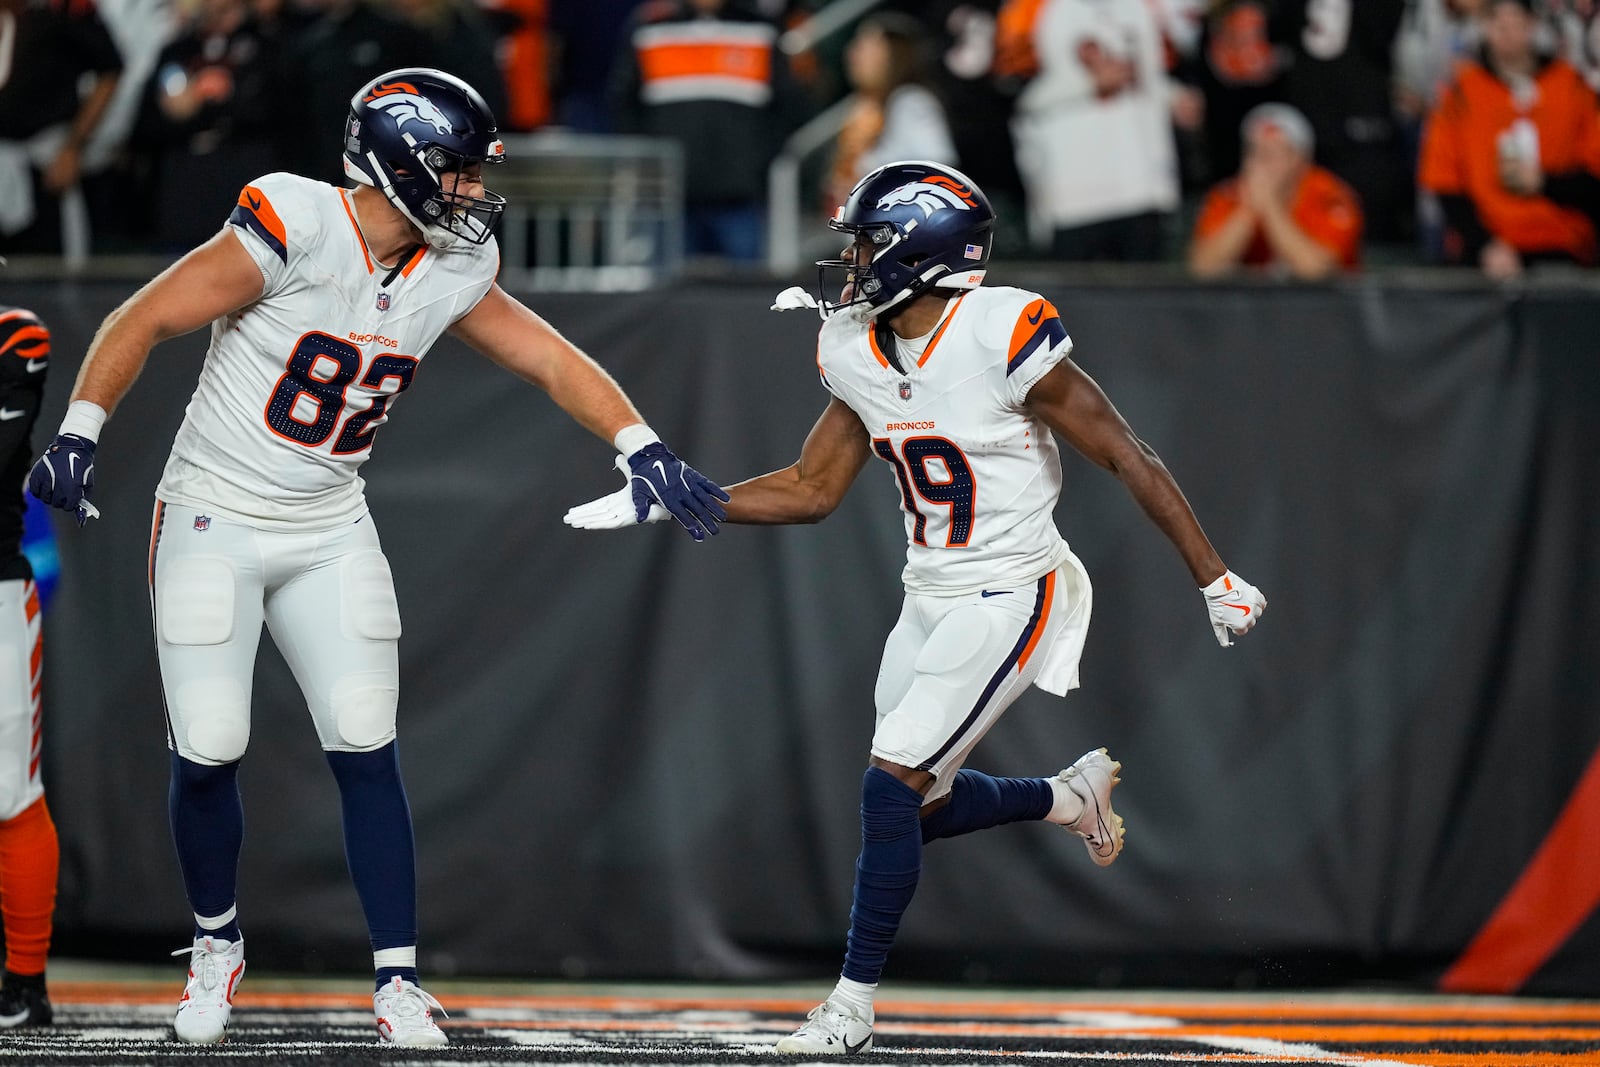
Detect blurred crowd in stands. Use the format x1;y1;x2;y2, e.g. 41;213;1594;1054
1;0;1597;279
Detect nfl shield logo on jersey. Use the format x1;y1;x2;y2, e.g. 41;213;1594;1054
193;515;211;532
376;292;391;312
898;380;912;401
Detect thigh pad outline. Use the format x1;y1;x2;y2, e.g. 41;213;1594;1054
328;671;399;750
171;677;252;764
341;551;401;642
158;557;236;646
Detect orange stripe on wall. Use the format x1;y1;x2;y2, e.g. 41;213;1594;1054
1441;739;1600;993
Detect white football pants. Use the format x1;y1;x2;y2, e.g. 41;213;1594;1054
872;555;1092;803
148;501;402;766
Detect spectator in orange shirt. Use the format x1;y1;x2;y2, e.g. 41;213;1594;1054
1188;103;1363;279
1418;0;1600;277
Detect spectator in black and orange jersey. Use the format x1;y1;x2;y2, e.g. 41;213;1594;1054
1419;0;1600;277
611;0;808;260
1188;103;1363;279
0;0;123;256
1179;0;1285;186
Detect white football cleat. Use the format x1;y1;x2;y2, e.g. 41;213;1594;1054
373;977;448;1046
172;936;245;1044
774;997;874;1055
1057;748;1125;867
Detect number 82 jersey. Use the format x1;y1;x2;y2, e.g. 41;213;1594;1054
156;172;498;531
817;286;1076;596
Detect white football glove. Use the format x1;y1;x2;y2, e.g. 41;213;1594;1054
562;455;671;530
1201;570;1267;647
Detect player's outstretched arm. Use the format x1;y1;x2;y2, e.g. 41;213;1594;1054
1025;359;1266;646
721;396;871;525
456;286;728;540
564;396;869;532
29;228;267;524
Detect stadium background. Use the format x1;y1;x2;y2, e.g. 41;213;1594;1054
9;269;1599;999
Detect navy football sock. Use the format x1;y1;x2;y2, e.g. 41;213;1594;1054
842;767;925;985
168;752;244;941
920;769;1054;843
326;743;418;974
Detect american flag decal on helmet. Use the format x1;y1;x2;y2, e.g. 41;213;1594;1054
964;243;983;260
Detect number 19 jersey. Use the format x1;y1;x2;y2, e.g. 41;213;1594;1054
156;172;499;531
816;286;1075;596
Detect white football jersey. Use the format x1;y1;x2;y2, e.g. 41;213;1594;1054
817;286;1076;596
156;172;499;530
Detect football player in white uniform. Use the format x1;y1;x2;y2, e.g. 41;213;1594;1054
566;160;1266;1054
28;69;727;1048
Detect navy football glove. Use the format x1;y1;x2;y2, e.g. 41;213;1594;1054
626;442;729;541
29;433;100;526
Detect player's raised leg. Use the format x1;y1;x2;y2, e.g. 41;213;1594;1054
152;505;265;1044
265;518;445;1047
779;578;1069;1054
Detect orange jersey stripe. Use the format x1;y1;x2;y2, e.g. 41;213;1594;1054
147;501;166;589
918;294;967;368
1017;570;1056;672
637;41;772;86
400;245;428;278
237;185;287;251
866;327;891;369
1007;297;1059;361
339;191;375;274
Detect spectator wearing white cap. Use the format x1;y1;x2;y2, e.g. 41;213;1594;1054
1188;102;1364;279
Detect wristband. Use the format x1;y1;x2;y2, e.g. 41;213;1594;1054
613;423;660;458
58;400;108;444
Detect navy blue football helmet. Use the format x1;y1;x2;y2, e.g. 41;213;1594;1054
817;160;996;318
343;68;507;248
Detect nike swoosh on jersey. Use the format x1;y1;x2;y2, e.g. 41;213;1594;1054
980;589;1013;597
25;359;45;373
0;408;25;421
1027;305;1044;325
247;192;262;211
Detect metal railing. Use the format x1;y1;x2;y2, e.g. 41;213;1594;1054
494;133;685;292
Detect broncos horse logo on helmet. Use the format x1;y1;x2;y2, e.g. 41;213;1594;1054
874;175;980;219
362;83;457;138
343;68;506;249
817;161;996;319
